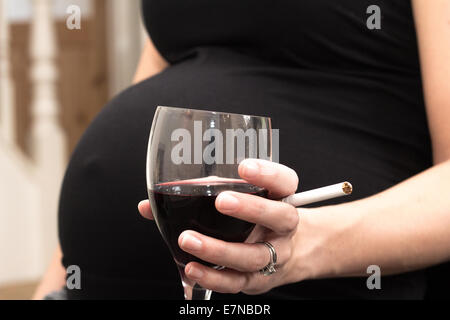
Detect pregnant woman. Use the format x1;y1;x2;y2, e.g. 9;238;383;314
34;0;450;299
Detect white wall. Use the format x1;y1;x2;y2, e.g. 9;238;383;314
0;142;41;285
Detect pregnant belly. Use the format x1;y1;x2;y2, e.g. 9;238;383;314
58;46;430;299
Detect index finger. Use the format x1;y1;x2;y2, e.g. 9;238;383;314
238;159;299;199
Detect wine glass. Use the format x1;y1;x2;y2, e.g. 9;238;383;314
146;106;272;300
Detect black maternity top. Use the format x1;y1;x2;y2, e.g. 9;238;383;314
59;0;433;299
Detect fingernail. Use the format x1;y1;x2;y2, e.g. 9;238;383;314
217;192;240;212
180;233;203;251
186;265;204;279
242;160;259;178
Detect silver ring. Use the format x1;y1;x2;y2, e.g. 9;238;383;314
258;241;277;276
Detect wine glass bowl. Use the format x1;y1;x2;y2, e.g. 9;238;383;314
146;106;272;300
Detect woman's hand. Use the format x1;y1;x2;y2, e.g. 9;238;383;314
138;159;302;295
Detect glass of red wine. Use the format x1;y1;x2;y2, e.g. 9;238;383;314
146;106;272;300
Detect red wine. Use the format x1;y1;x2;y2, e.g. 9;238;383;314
148;178;268;267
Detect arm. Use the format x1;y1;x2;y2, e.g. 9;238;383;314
295;160;450;280
289;0;450;281
132;38;168;84
33;36;167;300
32;245;66;300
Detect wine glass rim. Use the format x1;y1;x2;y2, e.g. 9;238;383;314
157;105;271;120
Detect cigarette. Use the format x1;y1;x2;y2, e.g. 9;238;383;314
281;182;353;207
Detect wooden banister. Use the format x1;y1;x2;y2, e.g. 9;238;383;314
0;0;16;145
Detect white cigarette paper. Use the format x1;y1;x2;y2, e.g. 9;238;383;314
281;182;353;207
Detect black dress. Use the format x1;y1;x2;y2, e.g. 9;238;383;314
58;0;433;299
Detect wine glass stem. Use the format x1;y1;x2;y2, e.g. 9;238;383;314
178;264;212;300
181;280;212;300
191;284;212;300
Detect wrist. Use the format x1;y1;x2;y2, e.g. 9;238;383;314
288;203;363;283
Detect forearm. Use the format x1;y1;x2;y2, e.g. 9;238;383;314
132;39;168;84
292;160;450;282
32;246;66;300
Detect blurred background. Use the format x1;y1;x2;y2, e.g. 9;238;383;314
0;0;146;299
